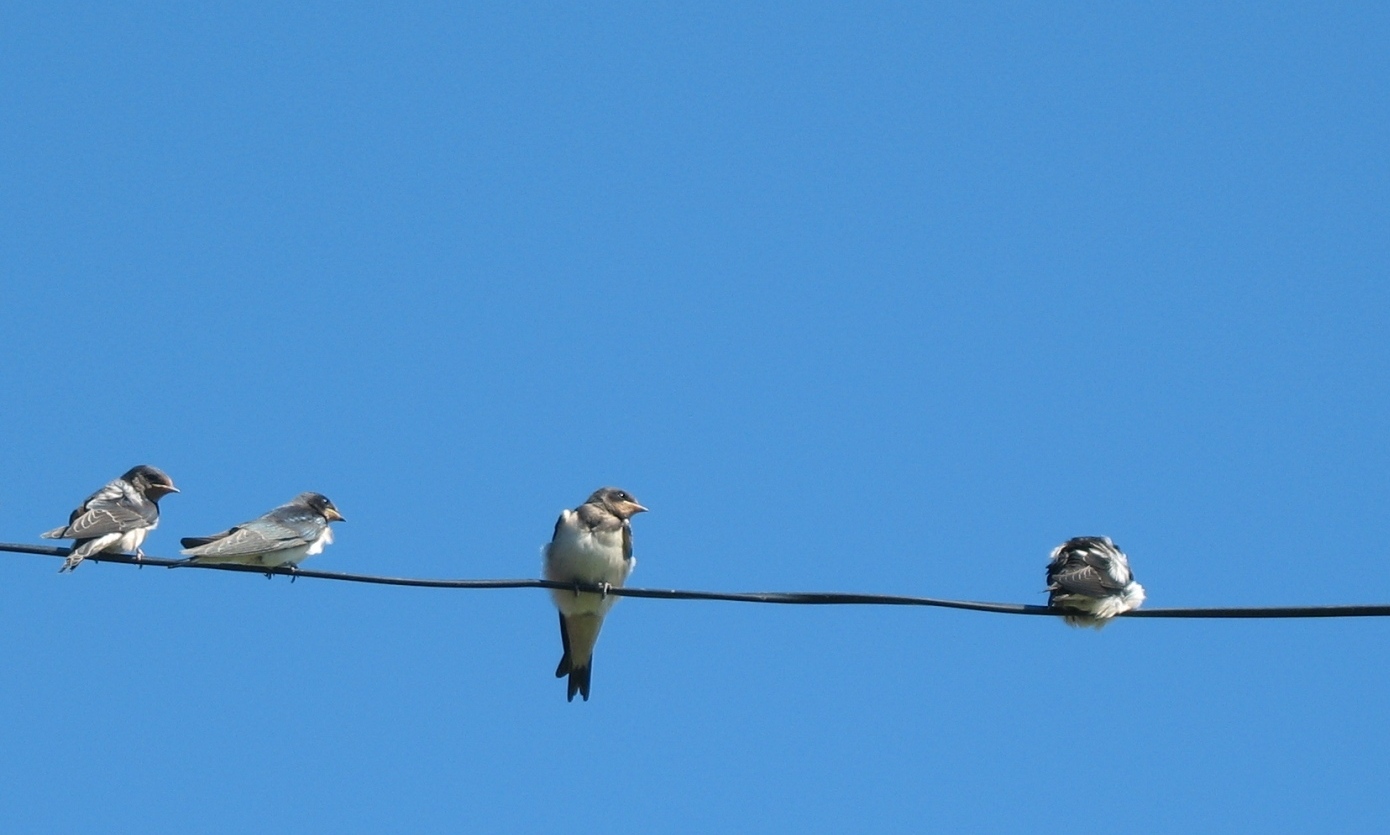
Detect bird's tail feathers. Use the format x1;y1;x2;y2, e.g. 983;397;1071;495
557;612;602;702
555;647;592;701
40;526;67;540
1057;583;1146;629
555;611;572;679
567;662;592;702
57;540;97;573
1089;583;1146;623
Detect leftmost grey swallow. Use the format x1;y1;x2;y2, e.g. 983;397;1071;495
42;465;179;573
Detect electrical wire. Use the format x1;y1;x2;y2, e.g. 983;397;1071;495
3;541;1388;619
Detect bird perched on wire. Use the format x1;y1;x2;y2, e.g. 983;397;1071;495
543;487;647;702
42;465;180;573
1046;536;1146;627
178;492;344;574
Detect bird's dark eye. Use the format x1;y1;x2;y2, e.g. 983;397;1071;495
616;492;629;501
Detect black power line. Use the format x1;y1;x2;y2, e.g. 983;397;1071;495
3;541;1389;619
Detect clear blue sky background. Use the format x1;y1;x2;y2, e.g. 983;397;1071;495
2;2;1388;832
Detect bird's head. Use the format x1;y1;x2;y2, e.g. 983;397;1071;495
587;487;648;519
297;492;346;523
123;465;179;500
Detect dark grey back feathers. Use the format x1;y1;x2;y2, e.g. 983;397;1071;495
1046;536;1135;600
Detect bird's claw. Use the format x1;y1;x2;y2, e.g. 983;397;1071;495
570;581;611;598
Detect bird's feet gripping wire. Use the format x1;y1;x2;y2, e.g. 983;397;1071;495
266;564;300;582
570;581;611;599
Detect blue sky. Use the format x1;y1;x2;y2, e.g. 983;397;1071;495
2;2;1388;832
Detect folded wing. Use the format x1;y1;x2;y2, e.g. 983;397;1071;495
1047;537;1134;597
180;506;322;557
44;481;155;539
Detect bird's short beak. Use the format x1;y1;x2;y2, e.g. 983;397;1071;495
327;508;346;522
166;485;180;494
630;503;649;514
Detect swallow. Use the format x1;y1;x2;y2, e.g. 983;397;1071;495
1046;536;1146;627
42;465;179;573
178;492;345;573
543;487;647;702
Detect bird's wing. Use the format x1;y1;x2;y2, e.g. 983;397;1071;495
1082;547;1132;588
60;481;155;538
180;522;305;557
1048;544;1132;596
1048;562;1114;597
179;529;235;549
181;507;322;557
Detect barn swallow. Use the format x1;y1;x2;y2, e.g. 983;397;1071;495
42;465;179;573
543;487;647;702
1046;536;1146;627
179;492;344;572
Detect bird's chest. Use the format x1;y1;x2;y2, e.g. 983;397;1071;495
550;524;629;581
269;526;333;566
303;526;334;557
116;527;150;552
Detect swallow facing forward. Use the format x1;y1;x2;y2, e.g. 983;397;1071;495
543;487;647;702
179;492;344;572
1046;536;1146;628
43;465;179;573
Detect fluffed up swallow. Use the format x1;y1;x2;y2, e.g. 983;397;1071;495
1046;536;1145;628
178;492;344;574
543;487;647;702
42;465;179;573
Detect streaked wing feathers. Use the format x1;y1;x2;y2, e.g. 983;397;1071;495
1048;538;1133;597
1049;562;1121;597
181;506;324;557
179;530;234;549
180;525;301;557
62;504;153;538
